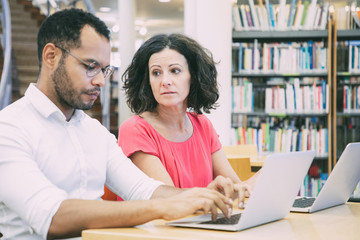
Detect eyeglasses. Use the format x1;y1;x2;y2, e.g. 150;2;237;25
55;45;115;79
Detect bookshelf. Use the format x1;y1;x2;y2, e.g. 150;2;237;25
333;27;360;201
231;1;333;197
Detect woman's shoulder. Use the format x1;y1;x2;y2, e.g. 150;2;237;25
188;112;212;126
120;115;149;131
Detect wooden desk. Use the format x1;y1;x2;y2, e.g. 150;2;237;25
82;203;360;240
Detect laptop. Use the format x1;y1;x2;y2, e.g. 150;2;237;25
291;142;360;213
168;150;315;231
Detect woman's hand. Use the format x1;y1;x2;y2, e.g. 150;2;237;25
207;175;252;209
233;182;252;208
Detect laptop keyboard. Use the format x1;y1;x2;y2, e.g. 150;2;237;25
292;197;316;208
200;213;242;225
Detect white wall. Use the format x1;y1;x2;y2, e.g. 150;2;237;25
184;0;233;145
117;0;135;126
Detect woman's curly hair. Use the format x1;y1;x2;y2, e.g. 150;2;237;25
122;33;219;115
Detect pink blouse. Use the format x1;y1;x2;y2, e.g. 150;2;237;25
118;112;222;188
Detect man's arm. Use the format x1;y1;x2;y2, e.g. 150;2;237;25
48;185;232;239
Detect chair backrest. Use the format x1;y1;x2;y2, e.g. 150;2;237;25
227;156;252;181
222;144;258;157
222;144;258;181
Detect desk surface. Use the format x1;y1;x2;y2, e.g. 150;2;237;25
82;202;360;240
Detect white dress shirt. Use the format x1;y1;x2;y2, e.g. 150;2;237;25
0;84;163;239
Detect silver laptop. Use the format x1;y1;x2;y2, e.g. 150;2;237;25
168;151;315;231
291;142;360;213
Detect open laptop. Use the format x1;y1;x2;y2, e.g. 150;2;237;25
291;142;360;213
168;150;315;231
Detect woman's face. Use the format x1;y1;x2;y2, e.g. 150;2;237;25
148;48;191;110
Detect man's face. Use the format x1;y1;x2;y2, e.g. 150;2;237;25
51;55;97;110
52;25;112;112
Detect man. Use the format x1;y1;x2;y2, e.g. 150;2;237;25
0;8;239;240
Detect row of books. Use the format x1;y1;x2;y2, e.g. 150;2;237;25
337;41;360;73
264;79;329;114
232;78;254;112
300;174;328;197
232;0;328;32
340;76;360;84
231;109;327;127
336;117;360;154
230;124;329;156
341;85;360;113
335;1;360;30
232;40;327;73
348;41;360;73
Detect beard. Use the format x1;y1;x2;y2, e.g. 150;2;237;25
51;58;99;110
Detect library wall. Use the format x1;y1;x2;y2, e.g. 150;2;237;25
184;0;233;145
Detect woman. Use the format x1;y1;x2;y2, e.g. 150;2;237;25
119;33;257;203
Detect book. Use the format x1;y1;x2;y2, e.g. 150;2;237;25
255;6;265;30
277;0;287;30
245;5;254;28
300;0;310;28
293;1;304;30
232;5;242;31
313;7;321;30
248;0;260;30
240;5;249;30
304;0;317;30
264;0;273;30
269;3;276;29
288;0;298;28
259;1;270;30
319;3;329;30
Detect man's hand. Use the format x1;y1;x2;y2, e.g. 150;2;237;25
159;187;233;221
207;175;252;209
207;175;235;198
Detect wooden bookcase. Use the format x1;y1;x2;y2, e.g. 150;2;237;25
231;2;333;196
332;23;360;201
332;27;360;165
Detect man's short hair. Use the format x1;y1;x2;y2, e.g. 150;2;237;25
37;8;110;68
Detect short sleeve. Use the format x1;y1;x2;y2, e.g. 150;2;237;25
118;116;160;158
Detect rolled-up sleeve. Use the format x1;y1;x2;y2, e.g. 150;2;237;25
0;121;67;239
104;134;164;201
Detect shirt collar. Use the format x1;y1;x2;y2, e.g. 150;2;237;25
25;83;85;122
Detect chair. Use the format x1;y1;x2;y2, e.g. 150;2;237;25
222;144;258;181
222;144;258;157
227;156;252;181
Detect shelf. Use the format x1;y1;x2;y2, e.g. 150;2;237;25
314;155;329;160
337;81;360;86
337;72;360;77
336;112;360;117
336;30;360;40
232;30;328;42
232;112;329;117
232;72;328;78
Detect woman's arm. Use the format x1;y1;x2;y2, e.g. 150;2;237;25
212;149;259;206
212;149;242;184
